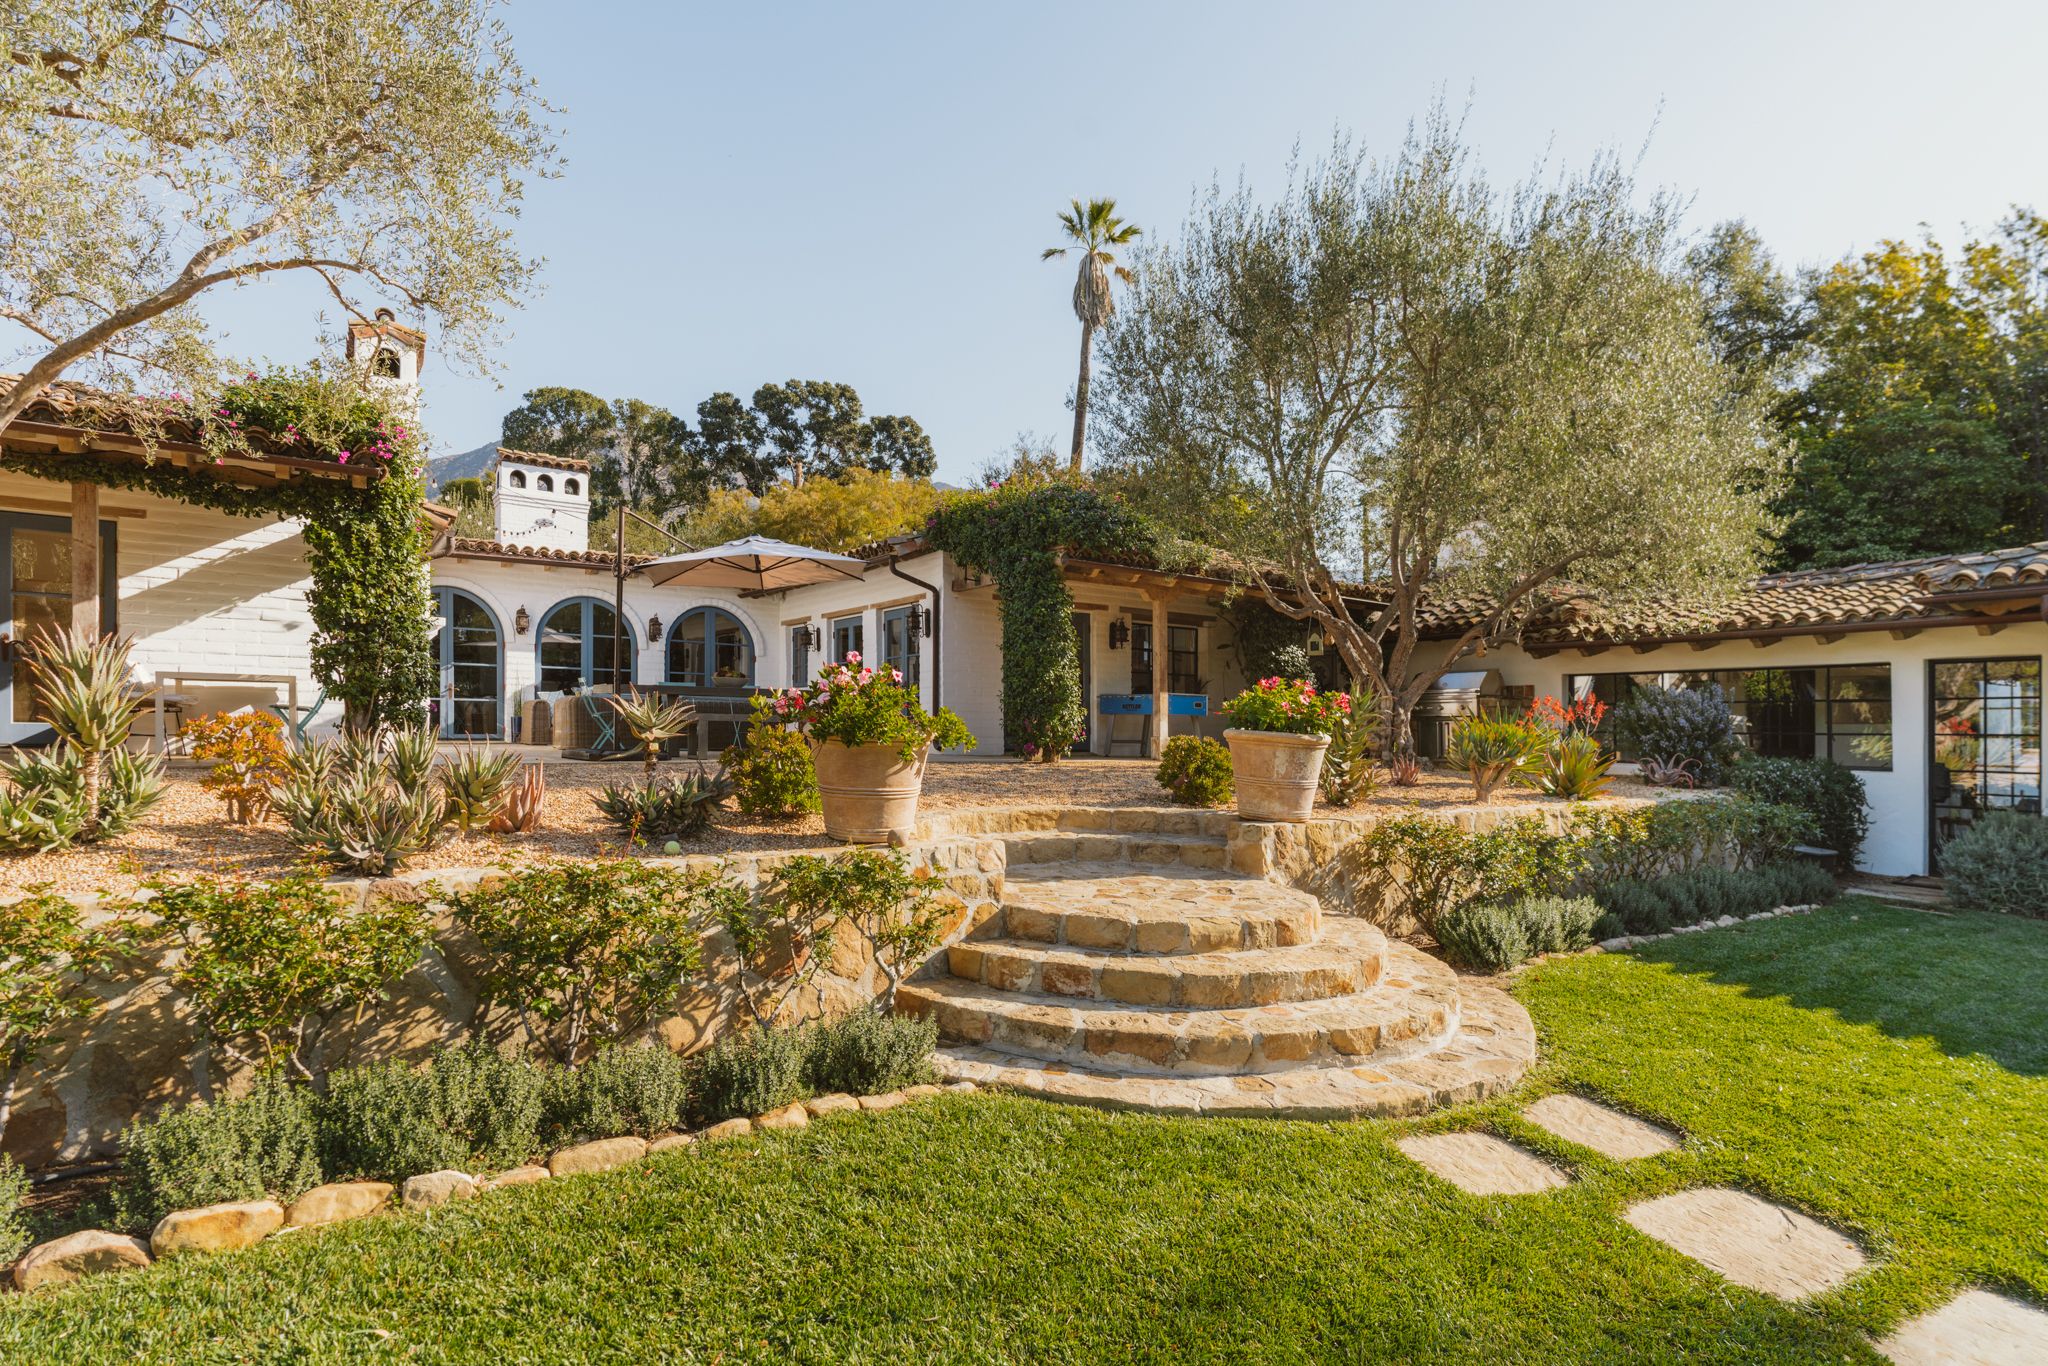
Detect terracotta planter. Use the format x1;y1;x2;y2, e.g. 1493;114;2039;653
1225;728;1330;823
811;739;929;843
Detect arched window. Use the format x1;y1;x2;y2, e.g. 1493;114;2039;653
667;608;755;690
371;348;401;380
564;478;580;496
508;470;527;489
432;588;502;739
537;474;555;493
536;596;634;693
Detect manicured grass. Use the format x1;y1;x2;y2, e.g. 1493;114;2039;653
1;898;2042;1363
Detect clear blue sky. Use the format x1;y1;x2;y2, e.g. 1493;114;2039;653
197;0;2048;480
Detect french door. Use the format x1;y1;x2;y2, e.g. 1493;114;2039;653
433;587;503;739
1928;657;2043;861
0;513;115;745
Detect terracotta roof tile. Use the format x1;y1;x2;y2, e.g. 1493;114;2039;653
440;536;645;568
495;448;591;473
1916;542;2048;594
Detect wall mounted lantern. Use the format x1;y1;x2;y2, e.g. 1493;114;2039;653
1108;616;1130;651
803;624;823;652
647;614;663;642
515;605;530;636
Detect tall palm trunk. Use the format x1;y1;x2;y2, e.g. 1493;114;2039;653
1070;319;1094;473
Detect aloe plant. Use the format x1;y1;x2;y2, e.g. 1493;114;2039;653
440;746;523;835
488;763;547;834
608;692;696;779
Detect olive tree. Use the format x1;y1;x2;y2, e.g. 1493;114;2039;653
1094;113;1783;753
0;0;556;431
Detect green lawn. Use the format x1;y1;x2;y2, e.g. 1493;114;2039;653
2;898;2043;1364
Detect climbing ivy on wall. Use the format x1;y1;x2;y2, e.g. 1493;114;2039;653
0;369;436;732
926;482;1155;760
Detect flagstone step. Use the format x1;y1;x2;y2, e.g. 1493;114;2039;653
946;916;1388;1008
994;865;1322;954
932;982;1537;1118
899;940;1461;1075
1002;830;1230;870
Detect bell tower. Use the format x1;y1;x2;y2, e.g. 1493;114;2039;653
346;308;425;416
493;449;592;552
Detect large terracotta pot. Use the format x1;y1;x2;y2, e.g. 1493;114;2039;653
1225;728;1330;823
811;739;930;843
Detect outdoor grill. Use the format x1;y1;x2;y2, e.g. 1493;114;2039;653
1413;669;1505;760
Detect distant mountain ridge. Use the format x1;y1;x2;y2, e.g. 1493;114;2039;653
426;440;497;494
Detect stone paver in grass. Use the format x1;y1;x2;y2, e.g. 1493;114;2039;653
1623;1188;1866;1300
1395;1132;1570;1196
1877;1289;2048;1366
1523;1093;1681;1160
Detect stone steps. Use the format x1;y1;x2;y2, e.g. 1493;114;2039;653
897;940;1460;1076
945;917;1388;1008
1002;830;1230;871
932;983;1537;1119
996;865;1322;954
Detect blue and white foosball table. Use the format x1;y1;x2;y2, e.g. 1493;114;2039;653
1097;692;1209;757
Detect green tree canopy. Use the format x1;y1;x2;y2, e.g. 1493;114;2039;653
679;468;944;555
499;387;702;519
0;0;556;432
1094;114;1781;752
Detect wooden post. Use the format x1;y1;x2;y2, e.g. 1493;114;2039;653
69;481;99;636
1145;586;1172;759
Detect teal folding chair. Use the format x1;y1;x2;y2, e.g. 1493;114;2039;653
270;689;329;746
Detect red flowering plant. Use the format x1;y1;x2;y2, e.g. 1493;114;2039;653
1219;677;1351;736
770;652;974;761
1525;694;1607;737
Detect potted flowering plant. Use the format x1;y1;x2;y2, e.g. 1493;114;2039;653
1219;677;1352;822
771;652;975;843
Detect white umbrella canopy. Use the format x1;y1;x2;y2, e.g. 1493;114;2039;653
637;535;867;591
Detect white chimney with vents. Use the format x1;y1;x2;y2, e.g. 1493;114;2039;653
493;449;591;552
346;308;424;417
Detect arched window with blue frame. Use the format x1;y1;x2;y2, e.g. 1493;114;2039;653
433;587;503;738
667;607;755;690
536;596;634;693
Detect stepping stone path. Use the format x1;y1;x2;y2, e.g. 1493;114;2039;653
903;828;1537;1118
1623;1188;1866;1301
1396;1132;1568;1196
1523;1093;1681;1160
1877;1289;2048;1366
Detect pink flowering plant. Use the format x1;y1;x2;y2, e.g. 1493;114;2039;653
771;652;974;761
1220;677;1351;736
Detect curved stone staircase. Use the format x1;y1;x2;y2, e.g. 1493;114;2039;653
897;823;1537;1118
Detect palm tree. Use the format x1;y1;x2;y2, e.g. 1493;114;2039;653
1043;199;1139;473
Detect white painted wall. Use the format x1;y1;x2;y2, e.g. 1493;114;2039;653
1423;623;2048;877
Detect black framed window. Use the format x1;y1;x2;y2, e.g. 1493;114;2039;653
1931;657;2042;828
789;625;812;688
1130;622;1201;694
1566;664;1893;770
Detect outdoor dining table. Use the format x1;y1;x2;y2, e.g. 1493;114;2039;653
150;670;300;752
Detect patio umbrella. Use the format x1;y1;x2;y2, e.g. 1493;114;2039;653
636;535;868;591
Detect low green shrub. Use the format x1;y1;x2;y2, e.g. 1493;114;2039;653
690;1027;808;1124
1730;756;1869;867
553;1044;691;1140
1518;896;1605;955
804;1010;937;1096
1759;860;1838;908
1432;902;1532;972
319;1045;546;1179
1939;811;2048;917
122;1078;321;1222
1154;735;1233;807
0;1158;28;1265
725;707;820;817
1594;862;1837;935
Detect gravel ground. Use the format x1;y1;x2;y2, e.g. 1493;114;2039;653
3;756;1613;897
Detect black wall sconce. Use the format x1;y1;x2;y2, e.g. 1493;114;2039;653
803;624;822;652
514;605;530;636
910;605;932;637
647;614;663;641
1107;616;1130;650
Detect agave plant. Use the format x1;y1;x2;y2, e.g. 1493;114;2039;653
594;765;732;843
1385;752;1422;787
1525;733;1616;802
1638;755;1700;789
487;762;547;834
1445;716;1549;802
268;723;452;873
1317;687;1383;808
386;721;440;794
22;628;160;838
440;746;523;835
333;728;384;783
608;691;697;779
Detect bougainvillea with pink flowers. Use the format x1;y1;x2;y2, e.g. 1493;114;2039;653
770;653;974;761
1219;677;1352;735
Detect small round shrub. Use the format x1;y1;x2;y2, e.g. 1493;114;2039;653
1612;685;1741;785
803;1010;937;1096
319;1045;546;1179
1517;895;1604;955
1730;756;1869;867
0;1159;30;1265
1758;860;1837;908
725;713;820;817
1939;810;2048;916
689;1027;808;1124
123;1077;322;1221
553;1044;691;1139
1154;735;1233;807
1432;902;1532;972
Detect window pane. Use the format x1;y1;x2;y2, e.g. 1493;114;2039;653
712;615;752;684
